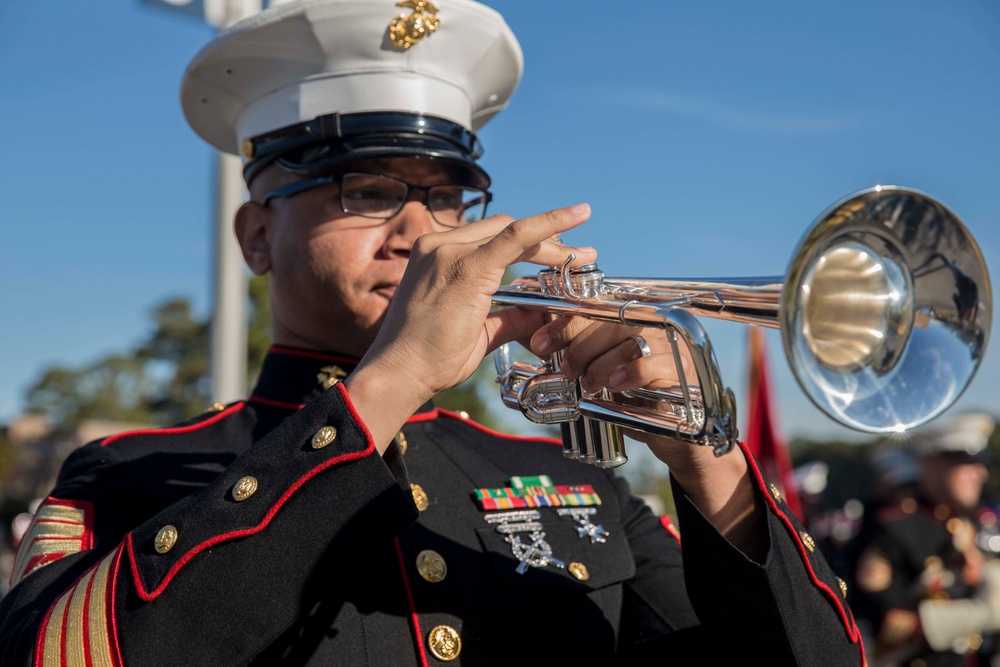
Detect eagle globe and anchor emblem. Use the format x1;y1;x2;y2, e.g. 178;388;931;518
388;0;440;50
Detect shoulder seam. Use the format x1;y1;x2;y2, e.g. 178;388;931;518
99;401;247;447
436;409;563;446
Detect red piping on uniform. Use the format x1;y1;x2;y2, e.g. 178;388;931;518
739;440;866;661
336;382;376;446
82;499;95;551
109;546;124;667
248;395;305;411
659;516;681;545
34;590;57;667
249;398;438;422
406;409;440;423
81;564;95;667
393;538;429;667
59;580;69;667
100;402;247;447
438;409;564;446
268;346;359;364
127;384;375;601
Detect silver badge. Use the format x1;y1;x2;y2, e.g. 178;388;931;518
557;507;609;544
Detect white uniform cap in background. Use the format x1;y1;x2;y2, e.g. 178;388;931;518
911;412;996;458
181;0;522;183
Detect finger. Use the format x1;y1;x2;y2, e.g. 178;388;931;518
608;353;688;392
560;323;643;381
473;204;596;269
528;315;592;357
517;236;597;269
579;335;652;389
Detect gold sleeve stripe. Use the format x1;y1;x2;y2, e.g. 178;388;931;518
34;504;86;524
39;593;69;667
61;568;94;667
35;548;120;667
10;498;93;589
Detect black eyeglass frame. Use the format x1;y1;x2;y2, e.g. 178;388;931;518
261;172;493;228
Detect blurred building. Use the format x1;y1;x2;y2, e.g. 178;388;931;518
0;415;148;598
4;415;148;508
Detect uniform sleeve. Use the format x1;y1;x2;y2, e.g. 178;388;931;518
619;442;865;666
673;442;865;665
0;383;418;667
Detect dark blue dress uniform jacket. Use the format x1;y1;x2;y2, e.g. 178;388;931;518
0;347;865;666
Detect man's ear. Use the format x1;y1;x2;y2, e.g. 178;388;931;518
234;201;273;275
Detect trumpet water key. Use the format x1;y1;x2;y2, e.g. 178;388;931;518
493;186;991;468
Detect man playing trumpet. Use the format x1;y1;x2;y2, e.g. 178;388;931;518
0;1;864;664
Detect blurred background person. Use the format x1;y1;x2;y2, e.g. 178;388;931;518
847;412;1000;666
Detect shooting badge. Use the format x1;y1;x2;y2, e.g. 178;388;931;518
483;510;565;574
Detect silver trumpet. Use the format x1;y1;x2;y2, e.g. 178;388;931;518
493;186;991;467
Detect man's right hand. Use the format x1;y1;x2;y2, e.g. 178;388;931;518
345;204;597;453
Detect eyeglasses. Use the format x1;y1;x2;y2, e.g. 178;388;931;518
261;172;492;228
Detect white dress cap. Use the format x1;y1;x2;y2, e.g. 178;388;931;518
912;411;996;457
181;0;523;156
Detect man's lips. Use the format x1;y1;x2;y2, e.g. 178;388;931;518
374;284;398;299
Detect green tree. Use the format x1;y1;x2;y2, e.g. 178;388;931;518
22;273;500;429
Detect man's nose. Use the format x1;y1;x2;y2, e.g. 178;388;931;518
383;189;439;254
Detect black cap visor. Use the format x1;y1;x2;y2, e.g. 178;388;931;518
244;112;489;189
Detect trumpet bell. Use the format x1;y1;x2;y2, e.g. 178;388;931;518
784;186;990;433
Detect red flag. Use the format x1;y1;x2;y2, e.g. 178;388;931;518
745;327;803;520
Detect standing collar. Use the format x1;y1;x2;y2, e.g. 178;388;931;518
249;345;435;415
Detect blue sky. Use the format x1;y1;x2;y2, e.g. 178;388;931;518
1;0;998;443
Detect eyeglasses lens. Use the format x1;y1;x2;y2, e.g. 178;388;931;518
340;173;487;227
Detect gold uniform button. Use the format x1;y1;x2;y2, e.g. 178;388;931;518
458;411;470;420
837;577;848;598
155;525;178;554
411;483;429;511
232;476;258;502
568;562;590;581
800;531;816;553
207;402;226;413
416;549;447;583
395;431;408;455
427;625;461;661
769;483;782;503
311;426;337;449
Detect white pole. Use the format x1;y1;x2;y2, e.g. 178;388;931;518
208;0;260;403
210;152;249;403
